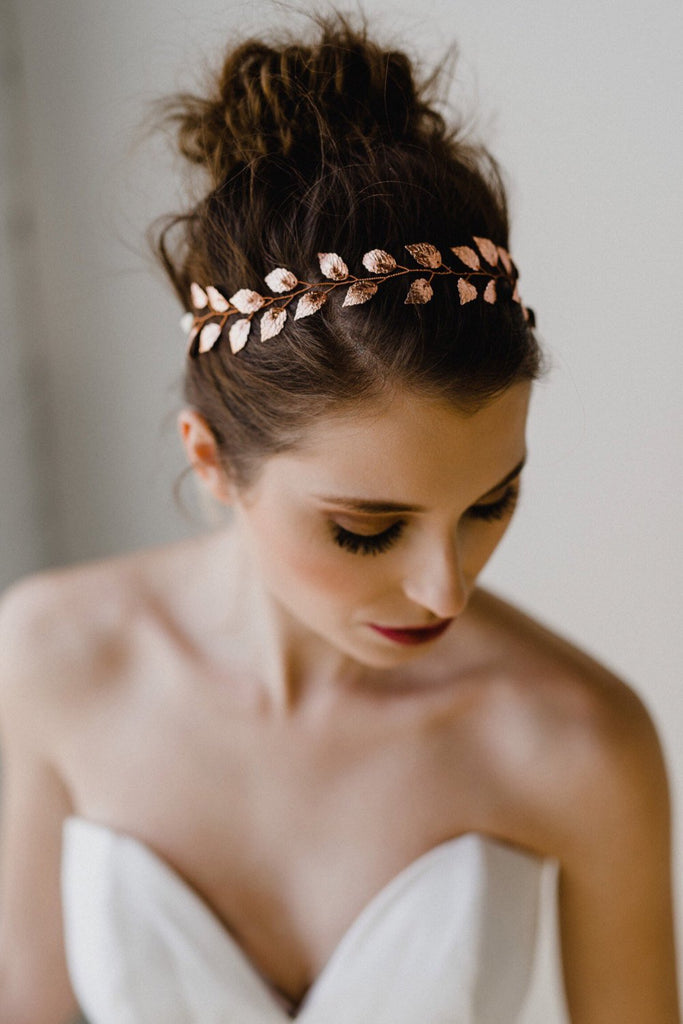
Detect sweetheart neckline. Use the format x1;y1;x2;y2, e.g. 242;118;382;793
62;814;545;1020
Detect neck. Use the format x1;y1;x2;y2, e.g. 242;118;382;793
208;523;368;715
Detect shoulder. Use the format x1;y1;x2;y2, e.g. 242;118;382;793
0;528;241;734
0;553;157;742
466;595;680;1018
464;589;670;856
0;562;160;1022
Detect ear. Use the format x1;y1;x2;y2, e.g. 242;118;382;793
177;409;235;505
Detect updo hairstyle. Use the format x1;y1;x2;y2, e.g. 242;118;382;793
152;13;542;489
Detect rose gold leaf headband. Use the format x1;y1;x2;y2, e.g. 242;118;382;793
181;236;531;356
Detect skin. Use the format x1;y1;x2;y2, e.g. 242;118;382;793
0;384;678;1022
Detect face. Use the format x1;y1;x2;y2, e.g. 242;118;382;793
230;384;531;669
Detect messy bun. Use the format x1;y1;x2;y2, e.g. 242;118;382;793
151;13;542;488
168;30;441;178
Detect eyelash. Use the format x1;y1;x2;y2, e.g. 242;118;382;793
331;519;405;556
330;485;520;556
468;484;520;522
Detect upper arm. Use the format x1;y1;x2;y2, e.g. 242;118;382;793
0;575;80;1024
553;682;680;1023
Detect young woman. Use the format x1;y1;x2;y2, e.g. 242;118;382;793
0;15;678;1024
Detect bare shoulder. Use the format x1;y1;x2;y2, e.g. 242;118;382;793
0;529;243;761
466;591;679;1019
0;547;168;735
1;558;128;661
0;552;184;1024
465;588;670;855
0;529;231;725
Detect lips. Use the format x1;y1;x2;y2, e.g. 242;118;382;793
368;620;453;646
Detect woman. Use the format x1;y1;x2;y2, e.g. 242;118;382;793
0;14;678;1024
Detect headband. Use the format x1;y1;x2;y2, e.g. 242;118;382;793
181;237;532;356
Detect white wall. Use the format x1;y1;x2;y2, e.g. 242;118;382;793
0;1;59;587
7;0;683;996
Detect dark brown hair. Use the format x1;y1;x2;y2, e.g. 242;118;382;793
151;12;542;488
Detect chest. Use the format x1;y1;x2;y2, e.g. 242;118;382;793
63;685;501;999
62;816;548;1023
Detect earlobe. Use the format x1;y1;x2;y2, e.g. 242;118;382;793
177;409;235;504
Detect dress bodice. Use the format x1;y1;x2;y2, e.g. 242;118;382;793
61;816;567;1023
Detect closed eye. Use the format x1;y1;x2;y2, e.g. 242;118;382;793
331;520;405;555
330;483;520;554
466;484;519;522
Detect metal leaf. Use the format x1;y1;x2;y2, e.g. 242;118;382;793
318;253;349;280
362;249;397;274
260;308;287;341
185;320;200;354
473;237;499;266
206;285;229;312
190;282;208;309
229;318;251;353
405;278;434;304
230;289;265;314
342;280;378;307
179;312;194;334
451;246;480;270
198;322;222;353
457;279;477;305
264;267;298;293
294;290;328;319
405;243;441;269
497;247;513;275
483;280;497;304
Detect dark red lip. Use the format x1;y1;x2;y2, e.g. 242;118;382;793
368;620;453;646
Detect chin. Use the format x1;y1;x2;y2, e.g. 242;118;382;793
356;648;429;671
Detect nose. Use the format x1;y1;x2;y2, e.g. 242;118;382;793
401;534;470;621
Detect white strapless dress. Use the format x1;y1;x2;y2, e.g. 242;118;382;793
61;817;568;1023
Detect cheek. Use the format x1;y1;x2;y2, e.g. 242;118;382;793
463;519;513;575
252;514;378;602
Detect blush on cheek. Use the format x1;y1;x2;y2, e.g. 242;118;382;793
264;526;373;601
289;547;364;595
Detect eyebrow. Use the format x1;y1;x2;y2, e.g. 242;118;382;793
315;456;527;514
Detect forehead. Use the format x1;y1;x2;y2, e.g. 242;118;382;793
255;384;531;504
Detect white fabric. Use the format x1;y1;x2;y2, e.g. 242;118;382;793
61;816;562;1023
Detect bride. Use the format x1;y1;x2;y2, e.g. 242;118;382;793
0;13;678;1023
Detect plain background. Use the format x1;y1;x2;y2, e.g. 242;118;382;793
2;0;681;1009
